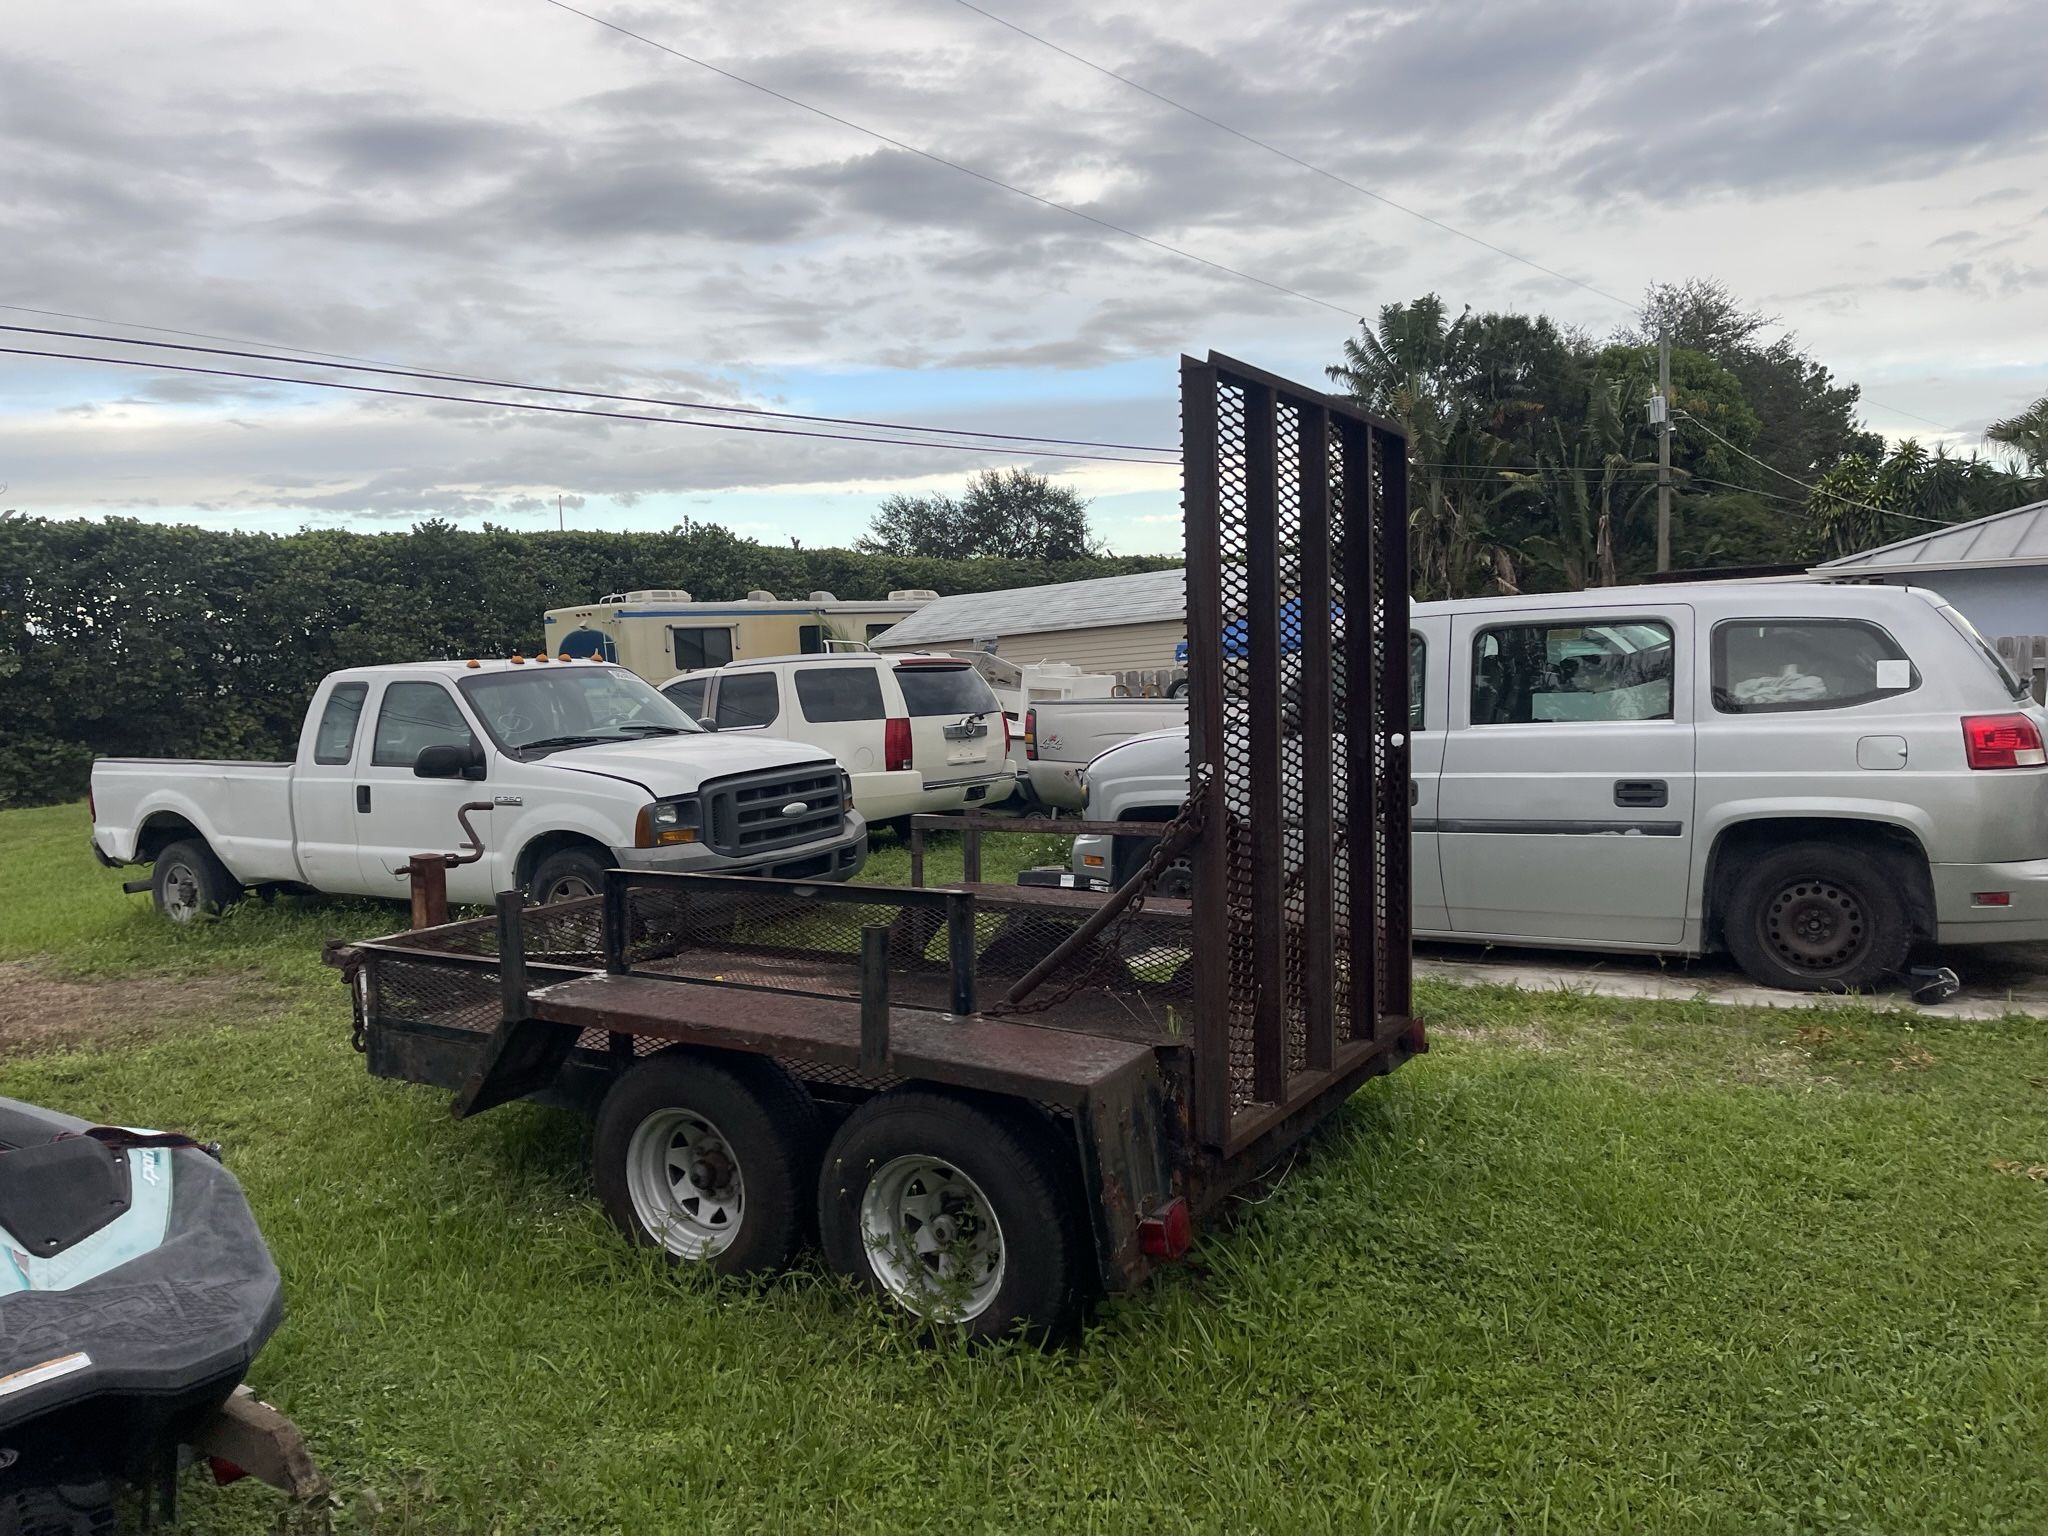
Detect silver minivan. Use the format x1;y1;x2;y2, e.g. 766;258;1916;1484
1076;581;2048;990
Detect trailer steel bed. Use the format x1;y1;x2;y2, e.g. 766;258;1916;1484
335;353;1419;1336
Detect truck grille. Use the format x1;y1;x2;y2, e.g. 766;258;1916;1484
703;765;846;857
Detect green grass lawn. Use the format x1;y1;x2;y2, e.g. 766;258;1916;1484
4;800;2046;1533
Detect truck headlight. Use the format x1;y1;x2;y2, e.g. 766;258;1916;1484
636;796;701;848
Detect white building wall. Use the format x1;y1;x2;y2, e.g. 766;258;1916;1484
878;619;1186;674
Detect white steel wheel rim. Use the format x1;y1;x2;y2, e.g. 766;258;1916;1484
542;871;598;903
625;1109;745;1260
859;1155;1007;1322
161;862;203;922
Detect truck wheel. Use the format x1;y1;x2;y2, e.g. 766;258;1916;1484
818;1091;1080;1341
593;1052;821;1275
1112;832;1193;900
151;838;241;923
0;1482;116;1536
530;846;609;904
1724;840;1910;992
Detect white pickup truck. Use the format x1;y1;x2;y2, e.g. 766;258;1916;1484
1017;698;1190;810
90;658;868;921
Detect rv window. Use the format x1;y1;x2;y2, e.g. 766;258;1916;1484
672;626;734;671
713;672;780;730
371;683;479;767
795;666;886;723
313;682;369;765
866;623;895;641
799;625;824;655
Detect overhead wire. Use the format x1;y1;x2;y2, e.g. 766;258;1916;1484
1676;410;1950;526
0;321;1176;458
0;346;1176;465
949;0;1633;311
537;0;1364;320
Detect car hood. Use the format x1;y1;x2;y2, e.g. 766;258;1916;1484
536;733;838;796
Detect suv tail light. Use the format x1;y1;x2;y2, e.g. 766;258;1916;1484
1022;707;1037;759
1963;713;2046;769
884;716;912;773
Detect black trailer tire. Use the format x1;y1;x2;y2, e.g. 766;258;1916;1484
1724;839;1910;992
592;1052;822;1276
529;845;610;904
151;838;241;924
818;1091;1080;1341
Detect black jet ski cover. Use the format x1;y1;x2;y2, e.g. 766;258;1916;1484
0;1098;283;1479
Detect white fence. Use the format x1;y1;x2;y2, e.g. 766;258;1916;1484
1994;635;2048;704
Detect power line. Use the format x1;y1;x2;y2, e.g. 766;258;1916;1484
0;346;1175;464
0;302;394;368
0;321;1176;458
1677;411;1950;526
538;0;1364;321
950;0;1633;312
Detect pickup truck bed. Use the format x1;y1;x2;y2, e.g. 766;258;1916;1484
1021;698;1189;810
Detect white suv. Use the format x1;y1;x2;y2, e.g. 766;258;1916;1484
1076;580;2048;991
662;654;1016;833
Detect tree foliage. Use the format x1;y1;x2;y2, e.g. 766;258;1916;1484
0;517;1168;808
1331;281;2036;597
856;469;1102;560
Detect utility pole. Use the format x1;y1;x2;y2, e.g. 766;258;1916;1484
557;493;564;532
1655;332;1672;572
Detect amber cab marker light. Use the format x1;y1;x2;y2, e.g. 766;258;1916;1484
464;659;480;669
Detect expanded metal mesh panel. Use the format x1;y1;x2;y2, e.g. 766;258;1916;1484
379;896;606;966
371;952;500;1034
1185;354;1411;1144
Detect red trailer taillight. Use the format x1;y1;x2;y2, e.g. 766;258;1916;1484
884;716;912;773
1963;713;2046;769
1138;1197;1191;1260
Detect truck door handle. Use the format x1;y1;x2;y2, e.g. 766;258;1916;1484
356;786;371;814
1613;779;1667;808
1410;779;1419;806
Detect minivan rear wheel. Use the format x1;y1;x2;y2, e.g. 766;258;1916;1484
1724;840;1910;993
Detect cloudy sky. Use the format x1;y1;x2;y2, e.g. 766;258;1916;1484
2;0;2044;554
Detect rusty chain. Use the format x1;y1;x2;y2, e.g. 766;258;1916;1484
985;785;1208;1019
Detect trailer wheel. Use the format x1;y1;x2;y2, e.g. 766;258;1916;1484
151;838;241;923
593;1053;820;1275
818;1092;1078;1340
0;1481;116;1536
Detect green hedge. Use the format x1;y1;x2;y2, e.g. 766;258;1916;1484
0;517;1175;808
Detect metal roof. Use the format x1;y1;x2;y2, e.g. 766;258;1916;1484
1814;498;2048;575
870;568;1187;646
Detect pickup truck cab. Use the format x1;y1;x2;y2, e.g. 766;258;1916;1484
92;658;866;920
660;654;1015;832
1076;581;2048;991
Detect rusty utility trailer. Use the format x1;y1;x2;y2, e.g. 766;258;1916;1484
333;354;1419;1338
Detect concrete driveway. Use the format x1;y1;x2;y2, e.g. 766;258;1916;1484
1416;940;2048;1019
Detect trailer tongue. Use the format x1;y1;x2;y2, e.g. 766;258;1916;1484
334;353;1419;1339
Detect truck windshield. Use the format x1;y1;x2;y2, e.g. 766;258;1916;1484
460;668;704;754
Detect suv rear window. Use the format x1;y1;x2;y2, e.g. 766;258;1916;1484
1712;619;1918;713
894;664;999;718
795;666;885;722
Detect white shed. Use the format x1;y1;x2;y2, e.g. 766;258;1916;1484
869;568;1187;673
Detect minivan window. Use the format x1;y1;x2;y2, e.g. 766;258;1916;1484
796;666;886;722
713;672;780;729
313;681;369;764
1935;603;2030;702
1712;619;1918;713
895;664;999;718
372;682;480;767
672;626;734;672
1409;632;1426;731
1472;620;1674;724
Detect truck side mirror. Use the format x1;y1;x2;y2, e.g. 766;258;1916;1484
414;743;486;781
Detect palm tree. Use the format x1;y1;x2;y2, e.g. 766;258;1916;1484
1985;395;2048;480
